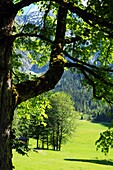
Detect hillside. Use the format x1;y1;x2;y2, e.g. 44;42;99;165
55;70;112;122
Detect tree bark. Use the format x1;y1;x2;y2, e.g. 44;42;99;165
0;26;14;170
36;135;39;149
56;122;59;151
0;1;16;169
52;129;55;150
46;133;49;150
59;126;63;151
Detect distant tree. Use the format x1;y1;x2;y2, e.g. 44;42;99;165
44;92;78;151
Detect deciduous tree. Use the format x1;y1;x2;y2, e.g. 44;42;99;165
46;92;77;151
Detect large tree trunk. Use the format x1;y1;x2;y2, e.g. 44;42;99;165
0;2;15;169
0;37;14;169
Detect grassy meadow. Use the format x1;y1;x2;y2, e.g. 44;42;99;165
13;120;113;170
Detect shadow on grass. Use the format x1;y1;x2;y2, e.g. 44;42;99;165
64;158;113;166
91;120;111;127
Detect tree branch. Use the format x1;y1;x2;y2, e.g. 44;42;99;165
13;64;64;106
65;62;113;86
80;69;103;100
55;0;113;35
63;50;99;70
13;1;68;107
13;32;84;47
65;62;113;102
43;0;52;30
13;32;54;44
13;0;113;37
63;50;113;73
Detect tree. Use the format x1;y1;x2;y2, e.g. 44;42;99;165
1;0;113;169
46;92;77;151
14;94;49;149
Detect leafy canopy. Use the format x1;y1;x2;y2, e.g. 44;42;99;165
12;0;113;104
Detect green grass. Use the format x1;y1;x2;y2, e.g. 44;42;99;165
13;120;113;170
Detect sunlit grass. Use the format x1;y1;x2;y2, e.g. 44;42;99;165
13;120;113;170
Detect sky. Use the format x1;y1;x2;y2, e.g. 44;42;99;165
82;0;88;6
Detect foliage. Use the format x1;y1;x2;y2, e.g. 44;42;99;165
12;93;50;154
12;0;113;104
12;136;30;156
95;127;113;155
15;91;77;151
43;92;78;150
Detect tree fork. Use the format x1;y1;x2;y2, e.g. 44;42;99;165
14;2;68;106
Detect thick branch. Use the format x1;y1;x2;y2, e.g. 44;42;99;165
13;62;64;106
13;33;54;44
13;33;83;46
13;1;68;106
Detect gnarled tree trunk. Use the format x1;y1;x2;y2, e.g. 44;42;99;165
0;1;15;169
0;29;14;170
